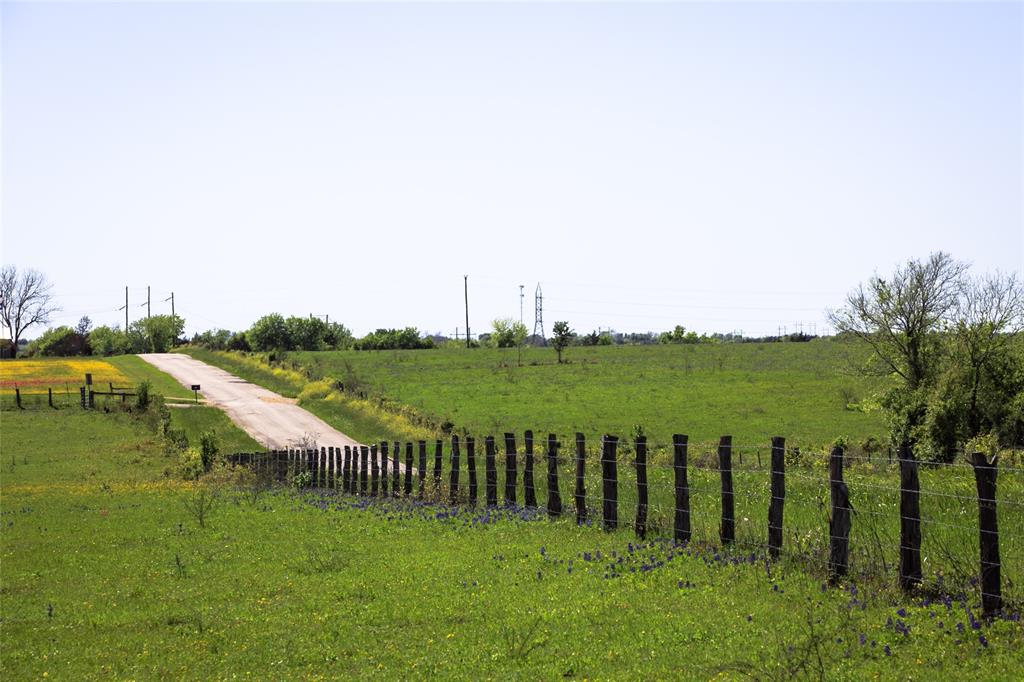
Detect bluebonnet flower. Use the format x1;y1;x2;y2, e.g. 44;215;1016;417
884;645;891;656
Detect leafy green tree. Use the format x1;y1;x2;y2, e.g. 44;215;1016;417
29;326;88;356
130;315;185;353
248;313;291;351
551;321;573;364
829;253;1023;459
88;325;130;356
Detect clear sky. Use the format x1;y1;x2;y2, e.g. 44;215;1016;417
2;0;1022;339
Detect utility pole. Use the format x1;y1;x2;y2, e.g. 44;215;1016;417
146;286;151;318
119;286;128;332
464;275;470;349
164;292;175;317
519;284;525;325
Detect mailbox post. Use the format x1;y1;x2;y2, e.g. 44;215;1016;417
191;384;201;404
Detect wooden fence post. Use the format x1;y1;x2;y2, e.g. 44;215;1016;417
719;436;734;545
467;436;478;506
80;386;87;409
393;441;401;494
359;445;369;495
768;436;785;559
546;434;562;518
327;447;336;489
449;435;461;504
602;435;618;531
673;434;690;545
418;440;427;499
574;433;587;524
370;444;380;497
828;445;852;583
48;387;54;408
380;442;389;497
523;430;536;508
404;442;414;496
504;433;518;507
342;446;352;493
635;435;648;540
898;443;922;591
311;447;321;487
485;436;498;507
971;451;1001;617
433;439;443;495
15;387;21;409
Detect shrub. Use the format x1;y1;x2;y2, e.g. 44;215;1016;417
199;430;220;471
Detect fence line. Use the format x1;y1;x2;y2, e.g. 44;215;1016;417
226;431;1018;616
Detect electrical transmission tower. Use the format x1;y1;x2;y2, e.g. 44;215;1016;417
533;283;546;346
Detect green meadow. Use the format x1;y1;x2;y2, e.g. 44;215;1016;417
3;406;1022;679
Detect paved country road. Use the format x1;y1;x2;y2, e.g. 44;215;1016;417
138;353;360;450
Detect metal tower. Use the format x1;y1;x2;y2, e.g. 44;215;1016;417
533;283;546;346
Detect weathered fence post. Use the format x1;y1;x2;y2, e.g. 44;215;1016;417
380;442;389;497
416;441;427;498
311;446;321;487
524;430;537;508
504;433;518;506
971;451;1001;617
327;447;336;488
828;445;852;583
767;436;785;559
80;386;87;409
898;442;922;591
635;435;648;539
48;387;54;408
433;439;443;495
404;442;414;496
393;441;401;494
574;433;587;524
15;387;21;409
370;444;380;497
546;434;562;518
467;436;478;506
449;435;461;504
359;446;369;495
342;446;352;493
602;435;618;531
485;436;498;507
719;436;734;545
673;434;690;544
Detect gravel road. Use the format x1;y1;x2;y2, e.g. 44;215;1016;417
138;353;360;450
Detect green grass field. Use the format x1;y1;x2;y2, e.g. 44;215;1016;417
185;340;888;452
3;408;1021;678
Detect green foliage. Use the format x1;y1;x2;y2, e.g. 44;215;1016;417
87;325;130;356
198;430;220;471
658;325;707;345
490;318;528;349
136;380;151;410
27;325;90;356
127;315;185;353
551;321;572;363
354;327;433;351
245;314;352;351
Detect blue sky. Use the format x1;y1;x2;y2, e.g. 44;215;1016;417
2;1;1021;339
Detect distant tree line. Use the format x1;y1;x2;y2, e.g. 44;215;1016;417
191;314;432;352
26;315;185;356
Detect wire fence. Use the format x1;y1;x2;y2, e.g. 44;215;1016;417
229;431;1022;616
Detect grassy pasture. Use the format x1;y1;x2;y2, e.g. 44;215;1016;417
2;408;1021;679
283;340;887;451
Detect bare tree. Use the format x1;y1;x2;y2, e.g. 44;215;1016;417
827;252;967;391
0;266;60;359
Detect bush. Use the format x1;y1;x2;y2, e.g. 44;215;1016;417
136;381;151;410
199;430;220;471
179;447;206;480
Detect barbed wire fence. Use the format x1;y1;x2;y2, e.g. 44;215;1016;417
229;431;1022;616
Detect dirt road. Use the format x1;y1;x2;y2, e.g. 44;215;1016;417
138;353;360;450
